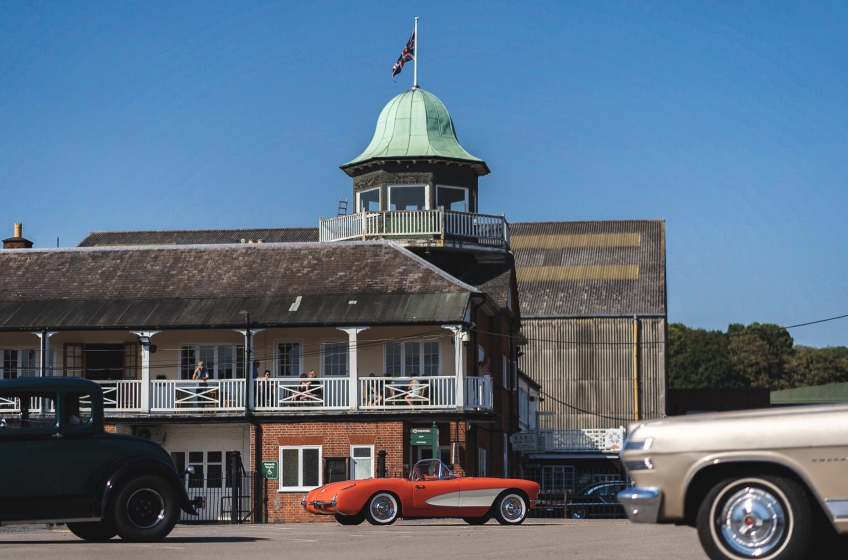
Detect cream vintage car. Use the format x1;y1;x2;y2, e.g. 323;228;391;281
617;404;848;560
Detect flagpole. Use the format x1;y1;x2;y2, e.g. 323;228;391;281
413;17;419;89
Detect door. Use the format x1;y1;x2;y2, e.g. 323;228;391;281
411;478;460;515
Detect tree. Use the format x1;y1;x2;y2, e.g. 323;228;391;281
726;323;794;390
785;346;848;388
668;323;741;389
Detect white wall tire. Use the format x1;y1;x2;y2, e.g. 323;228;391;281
493;492;527;525
697;476;811;560
364;492;399;525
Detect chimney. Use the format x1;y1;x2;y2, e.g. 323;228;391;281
3;222;34;249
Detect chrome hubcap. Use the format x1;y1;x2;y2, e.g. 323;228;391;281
501;495;525;522
720;487;786;557
371;495;396;522
126;488;165;529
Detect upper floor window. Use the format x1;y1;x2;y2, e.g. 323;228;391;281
276;341;302;377
388;185;427;211
384;341;440;376
436;186;469;212
180;345;244;380
322;342;348;377
356;188;380;212
2;349;38;379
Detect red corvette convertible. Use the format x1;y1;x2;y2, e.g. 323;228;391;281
302;459;540;525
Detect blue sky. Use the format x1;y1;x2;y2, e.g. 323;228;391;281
1;1;846;346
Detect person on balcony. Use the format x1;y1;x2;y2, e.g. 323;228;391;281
366;373;383;407
404;375;426;406
192;362;209;385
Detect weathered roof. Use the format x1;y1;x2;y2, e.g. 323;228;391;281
510;220;666;317
342;88;489;175
0;242;477;331
418;251;515;311
78;228;318;247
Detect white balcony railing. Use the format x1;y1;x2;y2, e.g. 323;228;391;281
319;209;509;247
254;378;349;410
95;380;143;411
151;380;246;413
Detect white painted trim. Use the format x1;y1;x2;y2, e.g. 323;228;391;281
350;444;375;480
278;445;323;492
435;185;469;212
356;187;381;212
319;338;349;377
387;184;429;211
382;339;443;377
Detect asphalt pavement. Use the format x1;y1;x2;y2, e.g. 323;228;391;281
0;520;708;560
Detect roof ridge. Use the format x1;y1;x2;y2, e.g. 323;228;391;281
386;242;482;294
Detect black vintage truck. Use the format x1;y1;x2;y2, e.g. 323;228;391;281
0;377;200;541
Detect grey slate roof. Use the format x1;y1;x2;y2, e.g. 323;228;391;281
0;242;476;331
510;220;666;317
78;228;319;247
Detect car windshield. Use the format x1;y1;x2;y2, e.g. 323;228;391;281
410;459;455;481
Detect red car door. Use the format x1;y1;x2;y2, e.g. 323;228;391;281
411;478;460;516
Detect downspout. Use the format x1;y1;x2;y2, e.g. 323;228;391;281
632;316;640;421
247;413;264;523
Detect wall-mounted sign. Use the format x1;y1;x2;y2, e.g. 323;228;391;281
410;427;437;446
261;460;279;480
510;432;543;452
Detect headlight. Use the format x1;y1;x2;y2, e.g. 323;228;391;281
624;437;653;451
625;458;654;471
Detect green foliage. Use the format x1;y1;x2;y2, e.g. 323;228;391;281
668;322;848;390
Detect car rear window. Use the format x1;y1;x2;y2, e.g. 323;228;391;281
0;391;58;430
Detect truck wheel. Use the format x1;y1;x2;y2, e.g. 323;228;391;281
66;521;118;542
696;476;811;560
112;475;180;542
364;492;399;525
493;491;528;525
335;512;365;525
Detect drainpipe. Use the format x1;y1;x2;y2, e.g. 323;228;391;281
632;316;640;421
247;413;263;523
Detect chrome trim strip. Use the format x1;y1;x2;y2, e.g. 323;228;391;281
826;499;848;519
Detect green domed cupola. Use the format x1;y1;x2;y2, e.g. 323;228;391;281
341;88;489;216
342;88;489;176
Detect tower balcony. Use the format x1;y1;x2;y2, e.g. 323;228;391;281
319;209;510;250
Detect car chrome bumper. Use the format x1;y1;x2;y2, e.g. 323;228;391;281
617;487;662;524
302;494;340;515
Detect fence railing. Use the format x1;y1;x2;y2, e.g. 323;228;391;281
319;209;509;246
522;466;630;520
151;379;246;412
254;378;349;410
94;380;143;411
359;376;455;409
464;376;493;410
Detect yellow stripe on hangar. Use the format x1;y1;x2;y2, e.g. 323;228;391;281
509;233;641;249
516;264;639;282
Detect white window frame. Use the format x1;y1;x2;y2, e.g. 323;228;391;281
350;444;375;480
274;339;303;377
356;187;381;212
383;340;441;376
179;344;243;380
320;339;348;377
388;184;429;211
278;445;323;492
1;347;39;379
436;185;469;212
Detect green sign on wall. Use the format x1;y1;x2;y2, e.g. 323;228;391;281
410;427;437;446
261;460;279;480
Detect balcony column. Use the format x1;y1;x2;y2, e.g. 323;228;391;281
235;328;264;412
131;331;160;413
444;325;466;411
31;331;57;377
338;327;369;411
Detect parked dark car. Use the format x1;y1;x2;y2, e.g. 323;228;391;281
0;378;199;541
568;481;632;519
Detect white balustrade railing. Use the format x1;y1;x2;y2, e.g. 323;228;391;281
94;380;143;411
254;378;349;410
359;376;456;409
464;375;493;410
151;379;245;412
319;210;509;246
541;428;626;453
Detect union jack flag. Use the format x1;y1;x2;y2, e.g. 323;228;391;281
392;30;415;81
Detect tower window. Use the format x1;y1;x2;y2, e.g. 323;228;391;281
388;185;427;211
356;188;380;212
436;186;469;212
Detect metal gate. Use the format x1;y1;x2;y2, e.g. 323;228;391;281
524;466;630;519
180;452;267;524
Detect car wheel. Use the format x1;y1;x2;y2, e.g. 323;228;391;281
66;521;118;542
493;492;527;525
463;515;490;525
364;492;399;525
112;475;180;542
335;512;365;525
697;476;811;560
569;507;587;520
